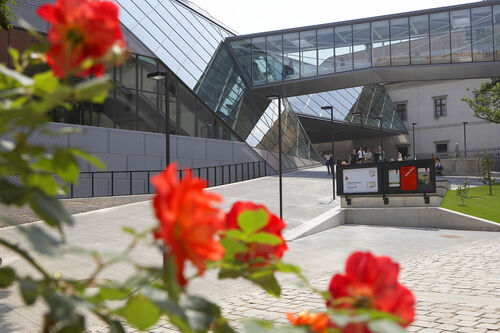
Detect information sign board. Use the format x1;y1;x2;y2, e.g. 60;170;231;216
400;166;417;191
343;167;379;194
388;169;400;188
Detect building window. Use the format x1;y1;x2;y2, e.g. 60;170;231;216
396;103;407;121
433;97;447;117
436;143;448;153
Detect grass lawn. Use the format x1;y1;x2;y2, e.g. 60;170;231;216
440;183;500;223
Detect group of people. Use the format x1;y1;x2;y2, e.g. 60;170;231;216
347;146;385;165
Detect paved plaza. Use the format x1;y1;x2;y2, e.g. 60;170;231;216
0;167;499;332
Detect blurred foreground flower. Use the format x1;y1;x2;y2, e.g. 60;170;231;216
225;201;287;265
37;0;125;78
328;252;415;329
152;164;224;286
287;310;333;333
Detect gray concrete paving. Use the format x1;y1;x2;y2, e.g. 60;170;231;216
208;166;338;230
0;167;499;332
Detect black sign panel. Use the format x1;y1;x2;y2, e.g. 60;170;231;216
336;159;436;196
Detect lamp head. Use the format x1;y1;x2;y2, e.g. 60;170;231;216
147;71;166;80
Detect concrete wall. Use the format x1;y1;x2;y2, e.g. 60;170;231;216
30;123;270;197
344;207;500;232
386;79;500;155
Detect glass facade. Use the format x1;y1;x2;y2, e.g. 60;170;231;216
111;0;321;168
9;1;240;142
288;84;407;134
11;0;417;171
229;2;500;87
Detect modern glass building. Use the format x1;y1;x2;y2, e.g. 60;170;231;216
4;0;417;171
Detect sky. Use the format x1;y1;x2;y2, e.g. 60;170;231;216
190;0;475;35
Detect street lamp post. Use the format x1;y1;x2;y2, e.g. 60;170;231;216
321;105;335;201
373;116;384;161
147;71;170;166
463;121;468;157
266;95;283;220
412;122;417;160
353;111;364;154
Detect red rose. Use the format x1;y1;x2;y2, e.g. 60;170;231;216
225;201;287;264
37;0;124;78
152;164;224;286
328;252;415;328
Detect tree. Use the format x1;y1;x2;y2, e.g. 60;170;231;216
462;78;500;124
0;0;16;30
480;153;496;196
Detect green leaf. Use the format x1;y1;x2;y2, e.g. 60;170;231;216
180;295;221;333
237;208;268;234
33;71;59;94
43;292;85;332
52;149;80;183
19;277;37;305
18;225;62;255
249;271;281;297
368;319;405;333
67;148;106;170
121;226;137;236
220;237;247;258
73;76;113;104
151;297;191;333
224;229;246;240
218;268;242;279
98;285;129;301
0;267;16;288
0;179;30;206
26;173;60;197
108;320;126;333
30;189;73;233
119;294;160;331
0;64;34;86
8;48;20;69
247;232;282;245
275;262;301;274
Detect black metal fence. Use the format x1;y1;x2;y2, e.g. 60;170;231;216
68;161;267;198
415;147;500;171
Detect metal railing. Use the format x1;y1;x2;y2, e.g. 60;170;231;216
68;161;267;198
415;147;500;171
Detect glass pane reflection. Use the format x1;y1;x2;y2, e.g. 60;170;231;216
353;23;371;69
267;35;283;83
317;28;335;75
372;20;390;66
283;32;300;81
471;6;493;62
410;15;430;64
300;30;317;78
335;26;353;72
430;12;451;63
390;18;410;65
450;9;472;63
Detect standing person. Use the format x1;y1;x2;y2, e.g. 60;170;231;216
364;148;373;163
350;148;358;165
397;152;403;161
324;151;332;175
378;146;384;162
373;147;380;163
357;147;365;164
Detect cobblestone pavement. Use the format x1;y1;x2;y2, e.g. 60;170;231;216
128;238;500;333
0;194;153;227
